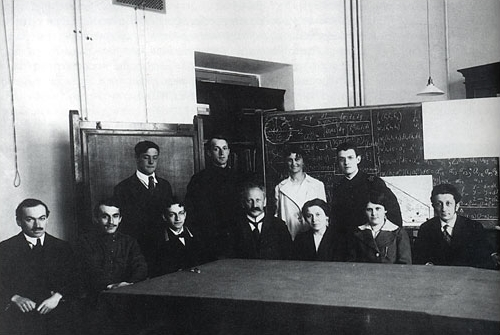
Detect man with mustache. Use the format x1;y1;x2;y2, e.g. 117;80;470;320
0;198;78;335
231;182;292;260
77;198;147;302
76;198;148;332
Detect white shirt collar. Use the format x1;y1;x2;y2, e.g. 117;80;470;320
358;220;399;232
440;215;457;229
247;213;265;232
345;169;359;180
136;170;157;188
24;233;45;247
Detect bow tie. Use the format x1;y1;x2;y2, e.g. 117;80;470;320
175;231;188;239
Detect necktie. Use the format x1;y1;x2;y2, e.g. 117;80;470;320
251;223;260;246
148;176;155;194
33;238;42;252
443;225;452;245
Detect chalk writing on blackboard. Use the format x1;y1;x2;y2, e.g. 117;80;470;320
263;104;499;228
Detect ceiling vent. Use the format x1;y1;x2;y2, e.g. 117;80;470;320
112;0;166;14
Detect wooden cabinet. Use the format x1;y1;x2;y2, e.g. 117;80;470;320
195;81;285;180
457;62;500;98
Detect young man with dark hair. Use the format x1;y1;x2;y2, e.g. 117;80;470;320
147;197;207;277
184;136;243;260
331;142;402;233
413;183;495;269
114;140;173;256
0;199;78;335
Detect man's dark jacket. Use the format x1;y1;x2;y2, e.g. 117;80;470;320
413;215;494;269
232;214;292;260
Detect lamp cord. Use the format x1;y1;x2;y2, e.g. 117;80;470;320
426;0;431;78
1;0;21;187
135;5;148;123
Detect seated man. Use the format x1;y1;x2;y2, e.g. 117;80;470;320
147;197;207;277
0;199;78;335
76;198;148;306
232;182;292;260
413;183;495;269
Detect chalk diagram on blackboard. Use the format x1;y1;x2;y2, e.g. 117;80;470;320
264;116;292;145
382;175;433;227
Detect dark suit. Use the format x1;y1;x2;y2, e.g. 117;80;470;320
351;227;412;264
185;165;242;260
331;171;402;233
114;173;173;256
232;215;292;260
413;215;494;269
0;233;78;335
148;225;207;277
293;227;347;261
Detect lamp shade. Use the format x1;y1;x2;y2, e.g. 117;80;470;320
417;76;445;96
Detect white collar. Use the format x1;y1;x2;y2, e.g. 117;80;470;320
440;215;457;229
358;219;399;232
136;170;157;187
344;169;359;180
247;213;265;232
24;233;45;247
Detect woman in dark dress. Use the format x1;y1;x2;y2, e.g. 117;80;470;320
351;191;411;264
293;198;346;261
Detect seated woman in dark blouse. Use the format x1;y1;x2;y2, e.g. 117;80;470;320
293;198;346;261
351;191;411;264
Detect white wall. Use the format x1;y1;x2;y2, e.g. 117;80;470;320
0;0;498;242
360;0;500;105
80;0;347;123
0;0;347;241
0;1;80;240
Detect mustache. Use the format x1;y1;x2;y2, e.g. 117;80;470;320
31;228;44;231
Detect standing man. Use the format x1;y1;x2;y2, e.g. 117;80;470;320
413;183;495;269
185;136;242;260
330;142;402;234
0;199;78;335
232;183;292;260
114;140;173;256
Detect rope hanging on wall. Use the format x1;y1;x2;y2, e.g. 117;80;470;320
135;6;149;122
1;0;21;187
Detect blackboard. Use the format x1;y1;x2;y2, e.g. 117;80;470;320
70;111;201;234
263;104;499;229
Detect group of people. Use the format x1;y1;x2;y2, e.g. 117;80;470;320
0;138;497;335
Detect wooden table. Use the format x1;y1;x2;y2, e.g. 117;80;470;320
97;259;500;335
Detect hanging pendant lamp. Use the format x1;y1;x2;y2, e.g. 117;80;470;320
417;0;444;96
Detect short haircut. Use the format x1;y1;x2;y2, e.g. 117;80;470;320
134;140;160;157
365;190;388;208
241;181;266;199
336;142;358;156
302;198;329;218
16;198;50;219
207;135;230;150
93;198;121;218
431;183;462;203
163;196;185;214
283;145;306;160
